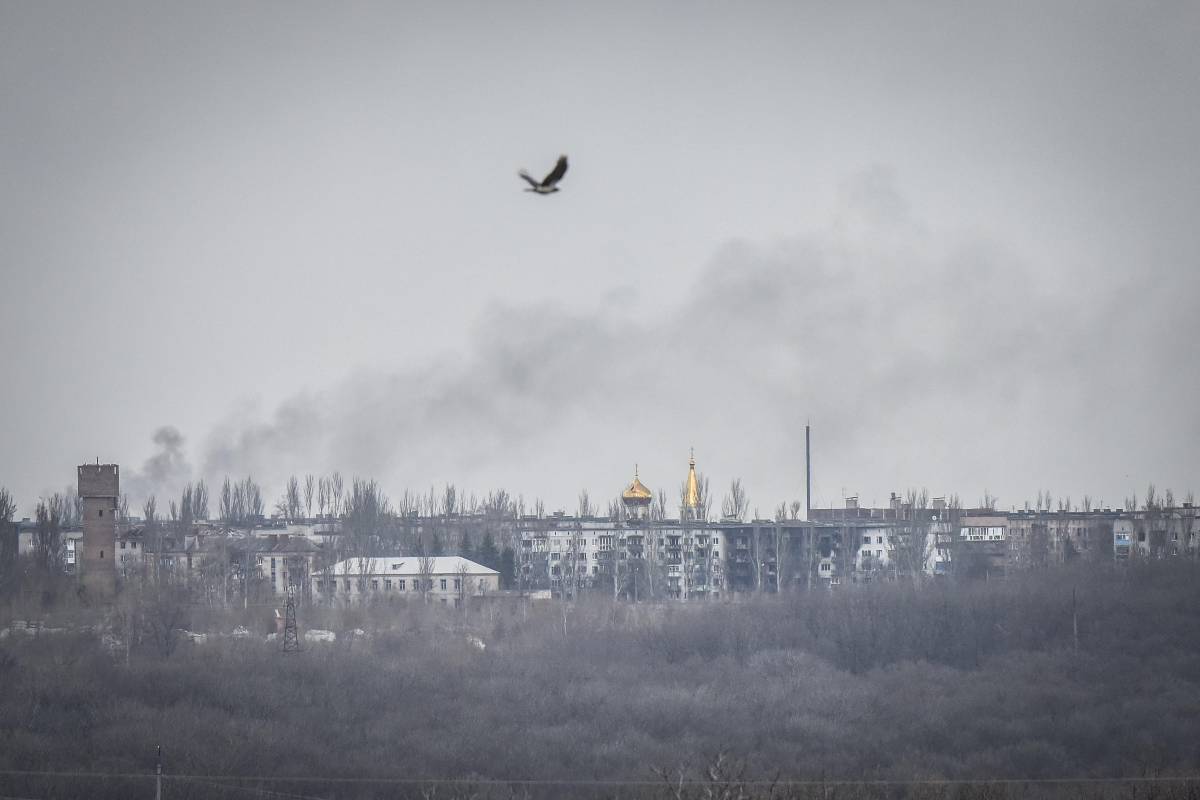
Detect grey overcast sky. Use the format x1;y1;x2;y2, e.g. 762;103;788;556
2;1;1198;516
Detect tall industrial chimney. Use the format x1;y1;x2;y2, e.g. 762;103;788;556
805;424;811;520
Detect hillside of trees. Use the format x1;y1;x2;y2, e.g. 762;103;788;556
1;561;1199;799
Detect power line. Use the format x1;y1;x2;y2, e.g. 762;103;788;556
2;770;1200;788
174;776;331;800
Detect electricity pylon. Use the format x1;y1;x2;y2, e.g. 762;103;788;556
282;585;300;653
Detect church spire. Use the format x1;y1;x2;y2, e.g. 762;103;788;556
684;449;701;513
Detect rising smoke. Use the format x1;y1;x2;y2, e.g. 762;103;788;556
191;168;1200;509
124;425;193;508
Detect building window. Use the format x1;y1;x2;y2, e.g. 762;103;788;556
99;509;103;517
120;541;126;550
453;578;461;590
454;598;462;609
440;578;447;590
343;580;350;592
863;535;871;544
371;579;379;591
398;579;406;591
384;579;392;590
132;541;138;549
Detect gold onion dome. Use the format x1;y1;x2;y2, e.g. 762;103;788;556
622;466;653;504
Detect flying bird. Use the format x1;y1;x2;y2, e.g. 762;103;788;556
518;155;568;194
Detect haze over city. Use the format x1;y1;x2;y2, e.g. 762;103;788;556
6;5;1200;800
4;2;1197;513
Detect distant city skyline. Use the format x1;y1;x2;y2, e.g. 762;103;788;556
3;2;1197;515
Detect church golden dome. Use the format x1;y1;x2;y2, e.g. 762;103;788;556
622;465;653;504
684;450;701;509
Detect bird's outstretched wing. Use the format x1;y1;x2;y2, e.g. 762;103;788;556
518;170;541;189
541;155;568;187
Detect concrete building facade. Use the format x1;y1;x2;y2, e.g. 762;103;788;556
313;555;500;606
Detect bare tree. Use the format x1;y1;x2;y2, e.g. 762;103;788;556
484;489;512;519
697;473;712;521
456;559;472;609
59;488;82;528
329;472;345;517
303;474;315;519
219;477;234;523
577;489;594;519
396;489;417;519
942;494;964;578
180;484;195;530
233;480;247;523
344;478;392;558
651;489;668;522
890;489;931;589
119;493;130;524
606;497;623;521
34;496;65;574
317;476;330;518
244;477;264;519
1182;492;1197;557
0;488;16;527
790;500;803;520
1145;484;1166;557
284;475;303;522
194;480;209;520
142;495;161;584
561;522;581;600
721;478;749;522
417;551;435;604
0;488;17;596
441;484;458;517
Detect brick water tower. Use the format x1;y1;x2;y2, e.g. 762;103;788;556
78;462;119;598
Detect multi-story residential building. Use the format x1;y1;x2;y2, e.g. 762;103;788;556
518;456;731;600
1111;502;1198;558
249;535;322;597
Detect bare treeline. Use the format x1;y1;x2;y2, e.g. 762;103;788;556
1;561;1199;799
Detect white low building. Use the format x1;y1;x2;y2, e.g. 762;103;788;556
312;556;500;606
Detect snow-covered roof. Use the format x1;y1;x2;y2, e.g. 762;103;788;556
326;556;498;577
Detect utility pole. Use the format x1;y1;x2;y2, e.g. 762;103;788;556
1072;586;1079;655
155;744;162;800
805;424;812;520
